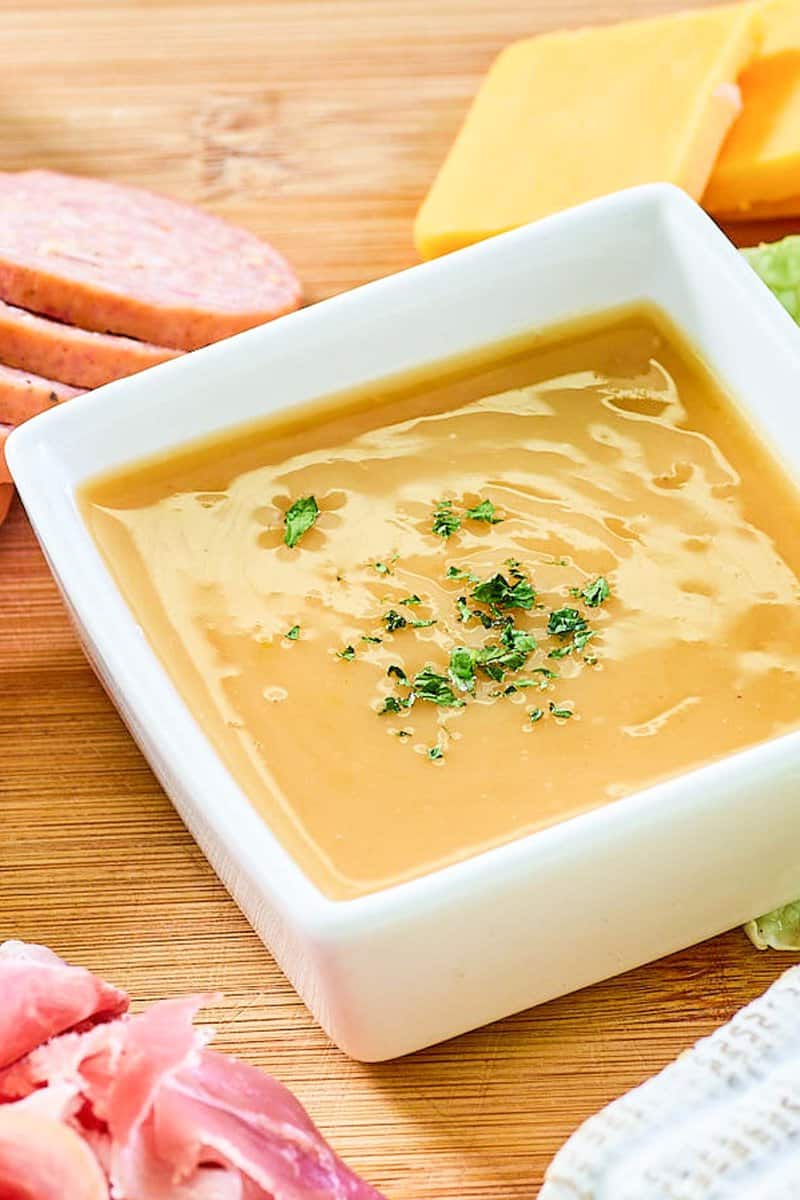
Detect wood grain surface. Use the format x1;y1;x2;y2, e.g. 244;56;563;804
0;2;797;1195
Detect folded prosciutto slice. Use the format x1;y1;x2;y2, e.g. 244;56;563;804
0;941;128;1070
153;1049;378;1200
0;941;385;1200
0;1108;109;1200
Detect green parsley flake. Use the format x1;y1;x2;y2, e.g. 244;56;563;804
549;702;573;720
547;607;588;638
472;572;536;613
399;594;422;606
548;645;573;660
362;635;382;644
529;707;544;723
380;696;406;715
573;629;594;652
373;561;391;575
383;609;408;632
446;565;479;583
432;500;461;538
449;646;478;692
284;625;300;640
576;576;611;608
411;618;437;629
283;496;319;548
414;666;464;707
427;745;444;761
465;499;502;524
396;729;412;739
337;644;356;661
387;664;410;686
476;624;537;681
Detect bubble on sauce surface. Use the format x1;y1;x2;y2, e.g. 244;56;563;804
683;535;711;553
194;492;229;509
652;461;693;490
604;390;673;419
679;579;716;598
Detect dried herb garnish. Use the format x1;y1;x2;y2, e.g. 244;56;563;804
547;607;588;638
432;499;461;538
529;707;544;723
572;576;611;607
383;609;408;632
472;572;536;614
283;496;319;548
413;666;464;707
446;565;479;583
465;499;502;524
427;745;444;761
284;625;300;640
449;646;478;692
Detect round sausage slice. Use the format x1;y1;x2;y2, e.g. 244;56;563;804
0;425;12;486
0;171;302;350
0;299;180;388
0;364;83;426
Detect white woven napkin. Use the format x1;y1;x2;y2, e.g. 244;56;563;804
540;965;800;1199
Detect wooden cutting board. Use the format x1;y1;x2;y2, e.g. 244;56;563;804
1;2;797;1195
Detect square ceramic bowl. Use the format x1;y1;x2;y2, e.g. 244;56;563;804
8;184;800;1061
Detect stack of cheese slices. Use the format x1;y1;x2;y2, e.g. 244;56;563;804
0;170;301;526
416;0;800;258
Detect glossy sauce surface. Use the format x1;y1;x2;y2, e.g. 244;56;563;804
81;312;800;899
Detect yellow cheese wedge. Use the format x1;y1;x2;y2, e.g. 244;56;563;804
705;0;800;218
414;4;762;260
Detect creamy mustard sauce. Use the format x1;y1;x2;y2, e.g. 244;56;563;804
81;312;800;899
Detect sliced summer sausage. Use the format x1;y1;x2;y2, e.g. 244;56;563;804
0;299;179;388
0;364;83;425
0;171;302;350
0;425;12;485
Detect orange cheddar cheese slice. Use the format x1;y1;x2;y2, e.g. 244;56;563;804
705;0;800;218
415;4;762;259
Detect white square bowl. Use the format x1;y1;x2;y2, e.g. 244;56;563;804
8;184;800;1061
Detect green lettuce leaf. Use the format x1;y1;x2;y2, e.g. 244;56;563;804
742;236;800;324
745;901;800;951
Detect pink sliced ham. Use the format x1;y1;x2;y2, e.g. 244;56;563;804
0;1107;109;1200
107;994;215;1144
0;941;385;1200
154;1050;382;1200
0;941;128;1070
